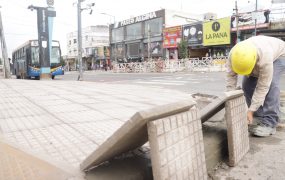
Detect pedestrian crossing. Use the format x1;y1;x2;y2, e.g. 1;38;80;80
134;76;201;86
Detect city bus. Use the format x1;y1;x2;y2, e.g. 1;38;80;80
12;40;64;79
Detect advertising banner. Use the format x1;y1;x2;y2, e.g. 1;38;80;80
183;22;203;46
163;26;181;48
231;10;270;31
203;17;231;46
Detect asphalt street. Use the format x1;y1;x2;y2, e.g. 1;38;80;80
56;71;285;96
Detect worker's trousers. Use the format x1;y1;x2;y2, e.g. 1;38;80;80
242;57;285;128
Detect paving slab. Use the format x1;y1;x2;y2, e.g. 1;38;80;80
80;100;196;170
224;91;249;167
148;107;207;180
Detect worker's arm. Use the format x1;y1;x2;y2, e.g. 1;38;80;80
226;58;238;91
249;62;273;111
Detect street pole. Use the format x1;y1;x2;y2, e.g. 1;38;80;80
254;0;257;36
113;16;117;64
77;0;83;81
28;4;55;80
147;24;151;61
234;1;240;43
0;9;11;78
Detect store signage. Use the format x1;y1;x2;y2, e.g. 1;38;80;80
183;22;203;46
203;17;231;46
163;26;182;48
120;12;157;26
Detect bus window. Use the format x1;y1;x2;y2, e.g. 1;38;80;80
50;47;60;64
31;47;39;64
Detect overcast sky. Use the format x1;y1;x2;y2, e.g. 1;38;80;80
0;0;280;56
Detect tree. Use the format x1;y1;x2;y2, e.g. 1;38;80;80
178;40;188;59
60;57;66;66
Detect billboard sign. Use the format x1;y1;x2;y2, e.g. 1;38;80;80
203;17;231;46
183;22;203;46
231;10;270;31
163;26;182;48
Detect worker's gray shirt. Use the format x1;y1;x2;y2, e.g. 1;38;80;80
226;36;285;111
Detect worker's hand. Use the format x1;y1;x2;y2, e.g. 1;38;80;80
247;110;254;124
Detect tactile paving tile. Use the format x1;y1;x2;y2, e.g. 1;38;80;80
225;95;249;167
147;108;207;180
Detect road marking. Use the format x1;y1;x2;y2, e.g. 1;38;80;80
150;79;188;83
135;81;184;86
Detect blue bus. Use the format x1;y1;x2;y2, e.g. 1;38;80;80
12;40;64;79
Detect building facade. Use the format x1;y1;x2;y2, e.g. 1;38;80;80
109;8;284;62
66;25;109;70
109;9;204;63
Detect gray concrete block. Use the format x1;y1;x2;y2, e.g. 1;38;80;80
80;100;196;171
225;92;249;167
147;108;207;180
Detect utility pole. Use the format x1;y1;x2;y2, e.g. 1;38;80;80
254;0;257;36
0;8;11;78
77;0;83;81
76;0;94;80
113;18;117;64
147;24;151;61
234;1;240;43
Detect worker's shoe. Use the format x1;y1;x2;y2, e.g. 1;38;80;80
277;119;285;130
248;117;261;133
252;123;276;137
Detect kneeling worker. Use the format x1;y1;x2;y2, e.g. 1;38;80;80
226;35;285;137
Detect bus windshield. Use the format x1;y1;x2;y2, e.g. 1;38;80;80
51;47;60;64
31;47;40;65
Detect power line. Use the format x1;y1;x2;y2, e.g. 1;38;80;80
5;33;35;36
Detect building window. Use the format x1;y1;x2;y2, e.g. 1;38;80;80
126;23;142;41
145;17;163;36
73;39;77;44
127;43;140;57
69;40;71;45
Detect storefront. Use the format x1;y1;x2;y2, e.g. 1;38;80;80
183;22;207;58
163;26;181;59
110;10;165;62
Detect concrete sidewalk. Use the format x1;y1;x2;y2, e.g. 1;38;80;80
0;79;285;179
0;79;191;179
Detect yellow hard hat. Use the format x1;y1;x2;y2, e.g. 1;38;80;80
230;42;257;75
